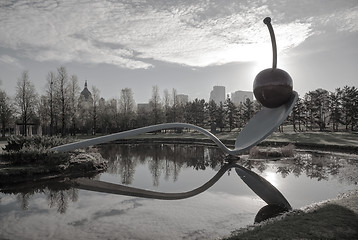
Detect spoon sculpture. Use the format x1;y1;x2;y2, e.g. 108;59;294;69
50;17;297;156
50;93;296;155
50;17;296;211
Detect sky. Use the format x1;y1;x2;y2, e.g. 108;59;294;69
0;0;357;104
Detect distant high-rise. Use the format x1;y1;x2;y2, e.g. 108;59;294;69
176;94;189;104
209;86;225;105
231;90;253;105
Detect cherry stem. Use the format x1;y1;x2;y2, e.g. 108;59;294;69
263;17;277;69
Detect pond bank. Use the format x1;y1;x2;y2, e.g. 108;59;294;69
224;190;358;239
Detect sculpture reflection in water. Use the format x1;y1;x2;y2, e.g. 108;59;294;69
73;161;291;223
2;160;290;223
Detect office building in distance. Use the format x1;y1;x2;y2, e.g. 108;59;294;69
176;94;189;104
209;86;226;105
230;90;253;105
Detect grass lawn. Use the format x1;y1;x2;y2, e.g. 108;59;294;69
266;131;358;147
224;191;358;240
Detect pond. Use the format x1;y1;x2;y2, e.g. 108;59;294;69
1;143;358;239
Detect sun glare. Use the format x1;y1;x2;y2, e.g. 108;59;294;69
251;44;272;77
264;171;279;188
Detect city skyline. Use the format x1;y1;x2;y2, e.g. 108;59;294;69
1;0;357;104
79;80;251;105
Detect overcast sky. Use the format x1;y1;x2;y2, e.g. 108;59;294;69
0;0;357;103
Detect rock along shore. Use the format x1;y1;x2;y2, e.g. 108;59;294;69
0;150;107;187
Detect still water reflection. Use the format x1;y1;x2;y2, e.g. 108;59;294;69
1;143;357;239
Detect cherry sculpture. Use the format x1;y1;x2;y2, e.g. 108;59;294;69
253;17;293;108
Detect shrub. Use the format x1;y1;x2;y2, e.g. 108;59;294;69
281;143;295;157
2;136;26;152
249;146;260;158
249;144;296;159
1;136;74;166
3;135;74;153
1;148;71;166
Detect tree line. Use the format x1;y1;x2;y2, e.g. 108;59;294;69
0;66;357;137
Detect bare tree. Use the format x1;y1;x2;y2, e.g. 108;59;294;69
69;75;80;135
56;67;69;136
45;71;56;135
163;89;171;123
106;98;119;132
149;85;163;125
15;71;38;136
91;86;100;135
170;88;184;122
97;97;107;133
118;88;136;130
38;95;49;135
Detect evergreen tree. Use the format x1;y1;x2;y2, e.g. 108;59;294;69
242;98;254;124
225;97;238;131
291;96;305;132
216;102;226;132
207;99;218;126
184;98;206;126
329;88;342;132
304;89;330;131
341;86;358;131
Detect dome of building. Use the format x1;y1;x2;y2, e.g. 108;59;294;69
80;80;92;101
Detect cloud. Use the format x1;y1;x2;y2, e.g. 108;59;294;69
318;6;358;33
0;0;319;69
0;54;22;67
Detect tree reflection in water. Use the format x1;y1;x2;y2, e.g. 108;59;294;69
267;151;357;184
98;143;226;186
2;144;357;215
4;181;79;214
98;143;358;187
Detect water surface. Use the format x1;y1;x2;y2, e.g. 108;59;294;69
1;143;357;239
